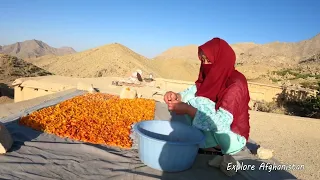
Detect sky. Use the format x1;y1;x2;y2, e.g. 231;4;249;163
0;0;319;58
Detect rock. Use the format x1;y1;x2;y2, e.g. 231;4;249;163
11;79;23;86
0;123;13;154
257;147;274;160
285;80;291;86
76;82;96;93
248;100;256;110
120;87;137;99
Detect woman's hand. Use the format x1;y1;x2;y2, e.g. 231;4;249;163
164;91;181;104
168;101;197;116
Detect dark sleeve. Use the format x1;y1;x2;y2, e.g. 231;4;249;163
218;81;250;116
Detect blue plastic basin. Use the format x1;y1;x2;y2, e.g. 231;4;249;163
133;120;205;172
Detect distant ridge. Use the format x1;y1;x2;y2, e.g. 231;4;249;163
154;33;320;65
0;39;76;59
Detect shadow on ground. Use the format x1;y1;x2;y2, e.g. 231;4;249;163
0;83;14;98
4;119;42;152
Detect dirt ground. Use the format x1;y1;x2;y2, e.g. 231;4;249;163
249;111;320;180
0;96;14;104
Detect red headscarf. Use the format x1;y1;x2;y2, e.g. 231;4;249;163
195;38;236;104
195;38;250;140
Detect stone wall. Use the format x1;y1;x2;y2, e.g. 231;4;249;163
12;77;317;105
14;86;57;103
154;78;317;104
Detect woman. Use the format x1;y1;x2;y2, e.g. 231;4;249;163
164;38;250;155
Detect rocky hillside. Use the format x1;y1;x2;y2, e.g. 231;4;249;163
262;53;320;89
236;34;320;66
299;53;320;64
0;54;54;103
0;54;53;85
28;43;162;78
155;34;320;66
0;40;76;59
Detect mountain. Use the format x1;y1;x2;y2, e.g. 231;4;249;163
153;45;199;61
28;43;162;78
152;33;320;82
235;34;320;65
0;40;76;59
151;58;200;81
23;34;319;86
154;34;320;65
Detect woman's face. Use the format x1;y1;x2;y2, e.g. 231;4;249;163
198;50;212;64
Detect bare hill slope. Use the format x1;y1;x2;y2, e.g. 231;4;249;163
150;58;200;81
153;45;198;61
29;43;162;78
